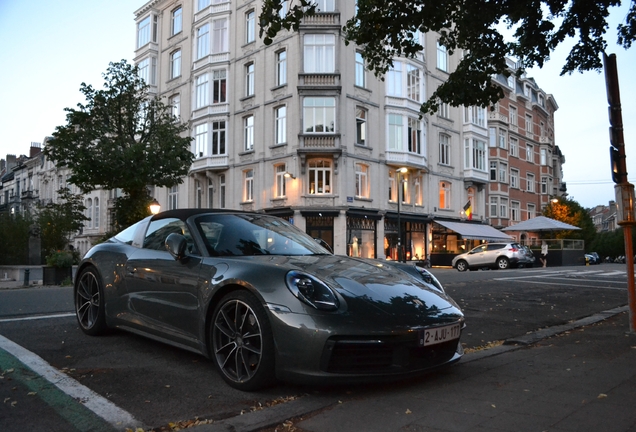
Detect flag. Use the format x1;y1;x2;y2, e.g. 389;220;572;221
463;201;473;220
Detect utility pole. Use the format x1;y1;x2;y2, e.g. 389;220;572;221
604;52;636;333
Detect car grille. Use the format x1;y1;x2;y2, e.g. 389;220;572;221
321;336;459;374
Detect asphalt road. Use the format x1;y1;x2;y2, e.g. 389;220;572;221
0;263;631;431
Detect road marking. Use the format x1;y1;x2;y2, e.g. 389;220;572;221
0;312;75;323
0;334;144;430
496;279;627;290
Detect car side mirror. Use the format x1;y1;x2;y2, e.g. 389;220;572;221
166;233;188;261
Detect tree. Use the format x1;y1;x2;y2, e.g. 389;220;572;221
0;212;31;265
37;187;88;257
44;60;194;229
259;0;636;113
542;196;596;248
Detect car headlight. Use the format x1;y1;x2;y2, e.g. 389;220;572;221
285;271;339;311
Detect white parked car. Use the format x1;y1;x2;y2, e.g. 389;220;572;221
452;243;524;271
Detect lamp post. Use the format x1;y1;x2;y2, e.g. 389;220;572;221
396;167;408;262
149;198;161;215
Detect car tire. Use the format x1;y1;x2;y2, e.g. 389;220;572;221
496;257;510;270
210;291;275;391
456;260;468;272
74;267;108;336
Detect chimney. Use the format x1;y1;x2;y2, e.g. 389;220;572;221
30;142;42;158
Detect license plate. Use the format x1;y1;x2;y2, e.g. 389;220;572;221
418;323;461;347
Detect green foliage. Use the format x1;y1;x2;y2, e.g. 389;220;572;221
113;190;155;232
0;212;31;265
37;187;88;256
588;228;627;258
44;60;194;229
45;250;75;268
259;0;636;113
542;196;597;248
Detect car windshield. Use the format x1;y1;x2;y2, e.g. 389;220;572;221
195;213;331;256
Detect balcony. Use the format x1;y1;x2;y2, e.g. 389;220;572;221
298;73;340;90
385;150;427;169
194;0;230;23
189;155;229;174
192;103;229;120
301;13;340;27
193;52;230;72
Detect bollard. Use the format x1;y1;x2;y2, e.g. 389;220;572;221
24;269;30;286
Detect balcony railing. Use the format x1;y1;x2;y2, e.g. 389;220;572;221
298;73;340;87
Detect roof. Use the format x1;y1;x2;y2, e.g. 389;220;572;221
501;216;581;232
435;220;513;242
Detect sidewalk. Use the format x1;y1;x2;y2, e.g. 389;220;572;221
196;308;636;432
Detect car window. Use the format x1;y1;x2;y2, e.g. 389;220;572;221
114;220;143;245
472;245;487;253
487;244;505;251
143;218;197;253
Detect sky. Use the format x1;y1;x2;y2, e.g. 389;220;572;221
0;1;634;210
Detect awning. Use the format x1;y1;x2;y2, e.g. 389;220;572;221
435;220;513;242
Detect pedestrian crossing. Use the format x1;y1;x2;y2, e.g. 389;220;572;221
493;268;629;290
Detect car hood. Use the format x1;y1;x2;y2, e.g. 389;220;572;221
268;255;463;324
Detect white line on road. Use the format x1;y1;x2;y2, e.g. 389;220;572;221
0;334;144;429
0;312;75;323
495;279;627;289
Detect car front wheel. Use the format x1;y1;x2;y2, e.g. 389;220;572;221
75;267;108;336
496;257;510;270
210;291;275;391
455;260;468;272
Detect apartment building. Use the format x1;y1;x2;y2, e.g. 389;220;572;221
486;59;567;244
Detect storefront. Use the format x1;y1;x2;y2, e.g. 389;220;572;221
301;210;338;252
431;219;513;266
345;209;380;259
384;212;431;262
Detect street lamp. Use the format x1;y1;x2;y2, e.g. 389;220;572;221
149;198;161;215
396;167;408;262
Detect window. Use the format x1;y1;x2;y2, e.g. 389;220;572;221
356;107;367;145
303;97;335;133
499;129;506;149
212;18;229;53
86;198;93;229
196;180;202;208
414;176;422;206
439;134;450;165
539;94;545;107
169;185;178;210
308;159;332;194
388;114;403;150
197;23;210;59
138;57;156;85
169;94;180;118
540;121;545;137
304;34;335;73
137;15;156;48
172;7;182;35
510;168;519;188
314;0;335;11
464;138;486;171
439;102;450;119
170;50;181;79
541;177;548;194
244;170;254;202
527;203;536;219
245;62;254;96
510;137;518;157
276;50;287;86
387;62;402;96
208;179;213;209
490;196;498;217
355;163;369;198
196;74;209;108
526;144;534;162
525;114;533;133
245;10;255;43
499;162;507;183
437;41;448;72
499;198;508;218
408;117;422;154
195;123;208;157
278;0;289;17
219;174;226;208
527;173;535;192
275;106;287;145
94;198;99;228
388;171;396;202
212;70;226;103
244;115;254;151
275;164;286;198
490;161;497;181
507;75;515;88
511;202;520;222
489;127;496;147
198;0;210;11
355;52;365;87
212;121;226;155
509;105;517;126
540;148;547;165
439;182;451;209
464;106;485;127
406;64;420;101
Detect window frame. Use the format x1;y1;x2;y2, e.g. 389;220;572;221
355;51;366;87
436;41;448;72
245;9;255;44
275;164;287;198
170;49;181;79
275;106;287;145
308;159;332;195
172;7;182;36
355;162;369;198
356;107;367;145
439;134;451;165
303;97;335;134
303;34;335;73
245;62;255;97
244;169;254;202
244;115;254;151
276;50;287;86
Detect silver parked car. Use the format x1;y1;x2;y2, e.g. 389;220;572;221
452;242;524;271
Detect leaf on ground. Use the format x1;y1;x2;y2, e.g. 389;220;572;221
405;409;412;414
27;392;37;396
598;393;608;399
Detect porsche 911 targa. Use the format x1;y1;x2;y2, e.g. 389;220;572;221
74;209;465;391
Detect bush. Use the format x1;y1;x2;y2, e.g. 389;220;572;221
45;250;75;268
